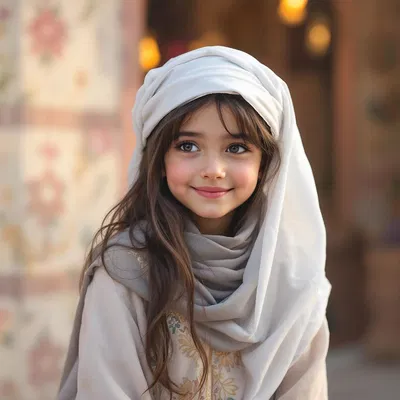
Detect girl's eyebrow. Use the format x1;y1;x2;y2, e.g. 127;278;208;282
176;131;248;140
176;131;203;138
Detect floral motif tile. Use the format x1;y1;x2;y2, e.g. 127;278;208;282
0;124;120;397
21;0;122;111
20;126;119;275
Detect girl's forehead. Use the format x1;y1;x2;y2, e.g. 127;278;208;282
180;103;239;133
175;130;247;142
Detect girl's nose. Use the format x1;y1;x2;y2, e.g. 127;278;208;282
200;157;226;179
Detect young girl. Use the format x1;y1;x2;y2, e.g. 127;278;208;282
58;46;331;400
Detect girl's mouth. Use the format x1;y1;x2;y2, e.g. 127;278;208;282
192;186;232;199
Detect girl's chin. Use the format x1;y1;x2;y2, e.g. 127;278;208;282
190;211;231;220
190;211;235;224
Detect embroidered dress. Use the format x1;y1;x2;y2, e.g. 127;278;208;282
74;267;329;400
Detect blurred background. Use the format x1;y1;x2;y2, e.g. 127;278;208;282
0;0;399;399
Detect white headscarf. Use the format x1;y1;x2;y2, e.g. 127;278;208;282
127;46;331;398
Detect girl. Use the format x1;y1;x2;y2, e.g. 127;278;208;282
58;46;331;400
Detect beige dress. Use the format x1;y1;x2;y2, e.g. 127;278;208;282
76;267;329;400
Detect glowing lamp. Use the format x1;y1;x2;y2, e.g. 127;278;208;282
305;16;331;56
139;36;161;71
278;0;308;26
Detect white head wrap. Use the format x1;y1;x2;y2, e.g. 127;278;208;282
126;46;331;398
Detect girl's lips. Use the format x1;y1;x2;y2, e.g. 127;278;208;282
192;187;232;199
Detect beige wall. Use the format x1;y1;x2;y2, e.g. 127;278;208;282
0;1;145;398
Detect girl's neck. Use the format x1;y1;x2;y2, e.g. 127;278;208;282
191;212;234;236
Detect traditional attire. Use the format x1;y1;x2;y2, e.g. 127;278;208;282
58;46;331;400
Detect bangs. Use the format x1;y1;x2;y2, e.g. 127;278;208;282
171;94;273;145
214;94;274;153
149;93;276;160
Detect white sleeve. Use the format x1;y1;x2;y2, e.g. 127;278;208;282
275;318;330;400
76;267;152;400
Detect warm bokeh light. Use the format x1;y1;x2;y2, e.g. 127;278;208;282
305;16;332;56
139;35;161;71
278;0;308;26
286;0;308;8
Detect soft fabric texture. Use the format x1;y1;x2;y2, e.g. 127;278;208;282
184;211;258;306
70;266;329;399
59;46;331;399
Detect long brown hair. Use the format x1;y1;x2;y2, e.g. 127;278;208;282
80;94;281;397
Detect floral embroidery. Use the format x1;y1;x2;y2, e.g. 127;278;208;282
213;351;242;372
178;334;200;362
168;314;182;334
167;312;186;335
173;378;202;399
212;372;239;399
164;312;242;399
167;312;200;363
211;352;241;399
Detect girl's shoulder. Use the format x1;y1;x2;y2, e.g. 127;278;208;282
85;266;148;336
89;266;131;305
89;225;150;299
105;228;149;270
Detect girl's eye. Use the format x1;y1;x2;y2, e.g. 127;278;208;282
227;144;248;154
177;142;199;152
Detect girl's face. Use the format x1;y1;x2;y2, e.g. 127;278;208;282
164;102;262;235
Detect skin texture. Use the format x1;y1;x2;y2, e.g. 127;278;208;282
164;103;262;235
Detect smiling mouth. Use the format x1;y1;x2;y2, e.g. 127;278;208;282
192;187;232;199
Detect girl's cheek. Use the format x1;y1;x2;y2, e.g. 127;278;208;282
166;158;194;183
233;163;260;186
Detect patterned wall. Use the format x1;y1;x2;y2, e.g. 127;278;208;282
0;0;143;398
